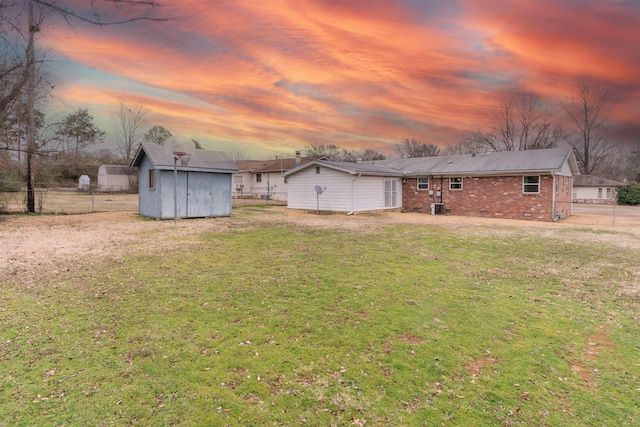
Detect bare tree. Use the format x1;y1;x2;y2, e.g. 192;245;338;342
113;99;147;162
2;0;166;212
444;137;485;155
561;80;615;174
223;147;247;161
191;138;203;150
471;95;564;152
303;142;341;160
395;138;442;157
359;148;386;161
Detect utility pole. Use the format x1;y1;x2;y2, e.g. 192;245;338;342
26;0;38;213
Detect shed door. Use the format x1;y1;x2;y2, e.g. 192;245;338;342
187;172;214;217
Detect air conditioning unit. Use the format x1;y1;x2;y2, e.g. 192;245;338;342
235;184;244;190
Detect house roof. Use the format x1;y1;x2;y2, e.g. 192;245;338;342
573;175;625;187
284;147;580;178
130;143;238;173
283;159;403;177
370;147;579;177
100;165;130;175
236;156;327;173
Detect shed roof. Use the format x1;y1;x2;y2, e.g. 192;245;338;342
130;143;238;173
573;175;625;187
100;164;130;175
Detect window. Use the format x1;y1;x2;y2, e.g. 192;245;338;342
606;188;611;198
256;173;262;183
417;178;429;190
598;188;602;199
523;176;540;193
449;177;462;190
384;179;398;207
316;166;320;174
148;169;155;189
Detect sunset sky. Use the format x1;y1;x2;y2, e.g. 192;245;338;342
38;0;639;158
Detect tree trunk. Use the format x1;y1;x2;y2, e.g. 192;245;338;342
26;1;37;213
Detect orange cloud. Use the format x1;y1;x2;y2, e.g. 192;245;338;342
42;0;638;156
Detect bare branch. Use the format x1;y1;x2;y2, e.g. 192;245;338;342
31;0;169;26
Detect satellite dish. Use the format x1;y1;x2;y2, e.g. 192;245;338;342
315;185;324;194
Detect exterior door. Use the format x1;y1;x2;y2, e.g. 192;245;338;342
187;172;214;217
384;179;398;208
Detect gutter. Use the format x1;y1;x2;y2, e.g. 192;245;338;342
347;172;362;215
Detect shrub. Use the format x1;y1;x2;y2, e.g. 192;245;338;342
617;183;640;205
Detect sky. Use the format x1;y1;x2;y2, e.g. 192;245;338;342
36;0;640;158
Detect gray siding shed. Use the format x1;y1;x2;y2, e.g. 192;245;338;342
131;143;238;219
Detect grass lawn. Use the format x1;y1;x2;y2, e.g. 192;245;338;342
1;214;638;426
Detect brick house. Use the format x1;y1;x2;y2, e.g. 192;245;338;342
284;147;579;222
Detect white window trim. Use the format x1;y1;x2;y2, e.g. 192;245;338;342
523;175;540;194
417;177;429;190
449;177;463;190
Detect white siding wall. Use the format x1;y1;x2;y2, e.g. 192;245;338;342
233;171;288;200
287;166;402;212
574;186;613;200
354;176;402;212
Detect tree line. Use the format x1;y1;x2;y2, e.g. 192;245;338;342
302;82;638;183
1;1;637;212
0;0;167;212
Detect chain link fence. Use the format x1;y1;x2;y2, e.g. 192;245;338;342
1;182;285;214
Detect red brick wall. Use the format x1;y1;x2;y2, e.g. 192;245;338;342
402;175;573;222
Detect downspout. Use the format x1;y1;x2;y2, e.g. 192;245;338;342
347;172;362;215
551;171;557;221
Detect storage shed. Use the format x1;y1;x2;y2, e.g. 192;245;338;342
97;164;137;192
130;143;238;219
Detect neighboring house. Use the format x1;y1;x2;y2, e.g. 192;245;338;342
283;160;404;213
573;175;625;205
234;152;327;201
130;143;238;219
97;164;137;192
284;147;580;222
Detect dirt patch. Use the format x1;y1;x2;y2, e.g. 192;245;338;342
398;333;423;344
1;205;638;289
465;356;499;377
570;326;614;387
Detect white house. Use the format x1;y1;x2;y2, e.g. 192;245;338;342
234;153;327;201
283;160;403;213
573;175;624;205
